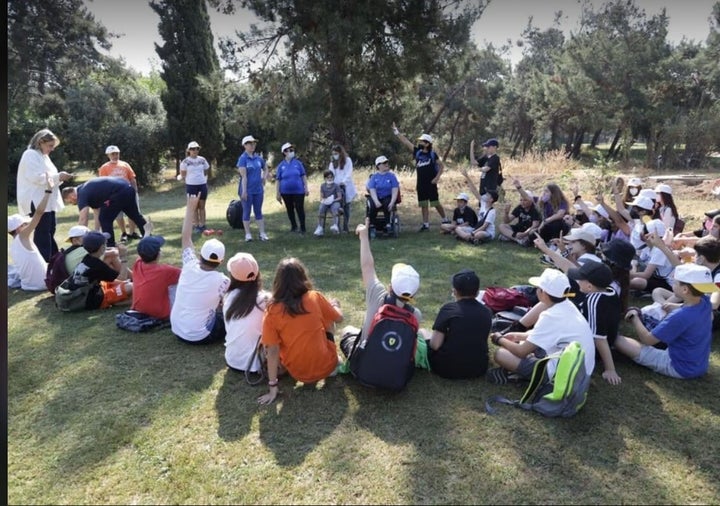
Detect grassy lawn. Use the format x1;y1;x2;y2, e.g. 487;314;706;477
7;161;720;504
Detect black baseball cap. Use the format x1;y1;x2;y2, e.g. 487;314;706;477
568;260;614;288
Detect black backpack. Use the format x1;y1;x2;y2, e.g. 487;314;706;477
226;199;244;229
349;295;419;391
45;245;81;294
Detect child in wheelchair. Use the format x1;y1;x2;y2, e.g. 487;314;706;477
314;169;344;236
366;156;400;239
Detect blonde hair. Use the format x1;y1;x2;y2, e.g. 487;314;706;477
28;128;60;150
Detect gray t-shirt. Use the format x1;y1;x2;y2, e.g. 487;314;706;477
362;277;422;334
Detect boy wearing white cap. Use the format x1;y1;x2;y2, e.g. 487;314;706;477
63;225;91;275
391;122;449;230
99;145;140;241
171;194;230;344
616;263;718;379
488;268;595;384
339;218;423;360
179;141;211;233
441;192;478;235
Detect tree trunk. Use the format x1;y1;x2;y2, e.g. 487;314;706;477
606;128;622;160
443;110;465;161
571;129;585;159
590;129;602;148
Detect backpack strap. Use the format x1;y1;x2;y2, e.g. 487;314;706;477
244;335;266;386
384;293;415;315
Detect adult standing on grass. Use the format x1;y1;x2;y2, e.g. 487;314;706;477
328;144;357;233
223;252;270;373
236;135;269;242
61;176;147;248
258;257;344;405
8;175;55;291
16;128;74;262
275;142;309;235
179;141;211;234
171;194;230;344
391;122;450;231
98;145;140;241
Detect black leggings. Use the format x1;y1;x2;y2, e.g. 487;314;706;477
539;219;569;242
281;194;306;232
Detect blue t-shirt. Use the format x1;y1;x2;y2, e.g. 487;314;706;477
652;296;712;378
367;171;399;200
275;159;307;195
236;152;266;195
414;149;438;185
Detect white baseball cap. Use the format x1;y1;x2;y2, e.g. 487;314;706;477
628;177;643;187
417;133;433;143
375;155;389;166
529;268;571;298
626;196;655;211
8;214;30;233
391;263;420;299
592;204;609;219
674;263;719;293
455;192;469;201
200;238;225;263
242;135;258;145
563;228;596;244
105;145;120;154
654;183;672;195
580;222;604;240
281;142;294;152
187;141;200;149
66;225;90;243
638;188;657;201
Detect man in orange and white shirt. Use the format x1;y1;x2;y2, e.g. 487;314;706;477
98;145;140;241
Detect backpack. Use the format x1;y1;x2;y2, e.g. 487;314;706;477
45;245;81;294
673;216;686;235
55;278;96;312
115;310;170;333
349;295;419;391
481;286;530;313
226;199;244;229
486;341;590;418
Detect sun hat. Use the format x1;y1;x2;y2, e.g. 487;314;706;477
654;183;672;195
241;135;258;145
567;260;613;289
391;263;420;298
105;145;120;154
375;155;389;166
137;235;165;259
82;231;110;254
638;188;657;201
417;133;433;143
563;228;596;244
281;142;294;152
626;196;655;211
599;239;635;270
673;263;719;293
455;192;469;202
66;225;90;243
482;138;499;147
8;214;30;233
628;177;643;187
200;238;225;263
452;269;480;295
187;141;200;149
227;252;259;281
528;268;571;298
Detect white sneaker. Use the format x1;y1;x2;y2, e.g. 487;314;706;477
245;234;253;242
330;224;339;234
259;233;269;241
314;225;324;237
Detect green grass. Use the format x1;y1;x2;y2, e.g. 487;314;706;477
8;167;720;504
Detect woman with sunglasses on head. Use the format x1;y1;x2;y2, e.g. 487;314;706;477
275;142;309;235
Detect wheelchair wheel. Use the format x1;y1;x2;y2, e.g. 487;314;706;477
392;214;400;238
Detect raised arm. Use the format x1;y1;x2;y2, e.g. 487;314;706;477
356;218;379;289
460;166;481;202
392;122;415;151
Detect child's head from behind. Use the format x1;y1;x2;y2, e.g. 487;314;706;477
452;269;480;298
272;257;312;301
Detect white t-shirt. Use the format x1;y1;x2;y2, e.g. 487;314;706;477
646;246;675;280
527;300;596;379
170;247;230;341
180;156;210;185
478;207;496;238
223;289;270;371
10;235;47;291
329;158;357;202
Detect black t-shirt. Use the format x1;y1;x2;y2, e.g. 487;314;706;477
429;298;492;379
575;289;622;347
479;153;502;194
71;254;119;309
511;204;542;232
453;206;479;228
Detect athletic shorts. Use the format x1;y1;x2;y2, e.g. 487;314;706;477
186;183;208;200
100;280;132;309
416;182;439;206
635;345;683;378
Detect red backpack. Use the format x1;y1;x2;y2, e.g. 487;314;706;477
45;245;81;294
482;286;530;313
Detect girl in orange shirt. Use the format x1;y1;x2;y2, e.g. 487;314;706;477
259;257;343;404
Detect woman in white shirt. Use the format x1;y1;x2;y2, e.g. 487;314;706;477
328;144;357;233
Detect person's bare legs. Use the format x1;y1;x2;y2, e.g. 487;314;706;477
197;199;207;229
613;334;642;360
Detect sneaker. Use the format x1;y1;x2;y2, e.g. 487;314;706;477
539;255;554;266
245;234;253;242
330;224;340;234
214;229;223;237
314;225;324;237
486;367;511;385
441;218;451;224
260;233;269;241
129;232;142;240
197;225;207;232
121;233;129;242
418;224;430;232
202;229;215;236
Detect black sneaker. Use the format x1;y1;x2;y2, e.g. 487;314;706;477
120;233;129;243
418;224;430;232
441;218;451;224
129;232;141;240
486;367;511;385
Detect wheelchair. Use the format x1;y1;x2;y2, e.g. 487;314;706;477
365;193;401;239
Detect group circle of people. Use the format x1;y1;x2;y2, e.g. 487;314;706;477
10;127;720;405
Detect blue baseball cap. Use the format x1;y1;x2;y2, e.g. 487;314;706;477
137;235;165;259
82;231;110;253
482;138;499;147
